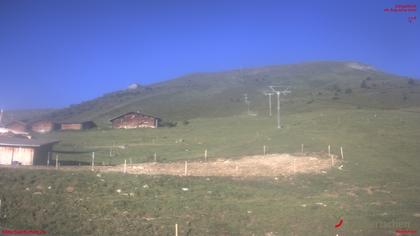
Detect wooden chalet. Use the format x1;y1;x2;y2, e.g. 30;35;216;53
5;121;27;133
31;120;59;133
110;112;160;129
60;121;96;131
0;137;58;165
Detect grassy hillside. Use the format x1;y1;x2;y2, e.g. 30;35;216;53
1;61;420;235
33;61;420;126
2;107;420;235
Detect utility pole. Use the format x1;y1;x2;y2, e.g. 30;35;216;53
276;91;281;128
264;93;274;116
243;93;250;115
269;86;291;129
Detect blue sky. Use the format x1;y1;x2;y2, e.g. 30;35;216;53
0;0;419;109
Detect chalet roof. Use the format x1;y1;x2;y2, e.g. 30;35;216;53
6;120;27;126
109;112;161;122
60;121;95;125
30;120;56;125
0;137;59;147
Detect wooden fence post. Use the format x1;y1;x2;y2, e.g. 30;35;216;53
184;161;188;176
55;154;59;169
47;152;50;166
154;152;157;162
175;223;178;236
91;152;95;171
263;145;266;155
340;147;344;159
204;149;208;161
328;145;331;157
123;160;127;174
301;144;304;153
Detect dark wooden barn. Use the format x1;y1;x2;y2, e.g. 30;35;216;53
60;121;96;131
0;137;59;165
110;112;160;129
5;121;28;133
31;120;59;133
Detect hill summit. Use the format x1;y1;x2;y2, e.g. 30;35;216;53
33;61;418;126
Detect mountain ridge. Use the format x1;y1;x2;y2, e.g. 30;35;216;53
9;61;420;126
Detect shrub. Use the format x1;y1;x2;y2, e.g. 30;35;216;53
361;80;369;89
408;79;416;86
160;121;178;127
333;84;341;92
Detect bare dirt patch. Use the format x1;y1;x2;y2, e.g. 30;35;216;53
0;153;338;177
105;153;336;177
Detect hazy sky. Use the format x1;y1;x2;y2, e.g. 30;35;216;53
1;0;419;109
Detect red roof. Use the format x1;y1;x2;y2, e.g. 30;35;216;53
109;112;161;122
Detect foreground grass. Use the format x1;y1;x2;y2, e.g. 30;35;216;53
1;107;420;235
0;167;419;236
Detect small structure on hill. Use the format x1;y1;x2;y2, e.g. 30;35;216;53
5;121;27;133
31;120;59;133
110;112;160;129
60;121;96;131
0;137;58;165
127;83;140;90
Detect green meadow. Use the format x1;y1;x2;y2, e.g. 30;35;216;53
1;106;420;235
2;62;420;235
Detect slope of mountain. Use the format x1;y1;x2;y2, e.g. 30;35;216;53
33;61;420;126
1;109;56;125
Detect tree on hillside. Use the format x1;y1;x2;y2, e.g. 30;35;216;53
361;80;369;89
408;79;416;86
